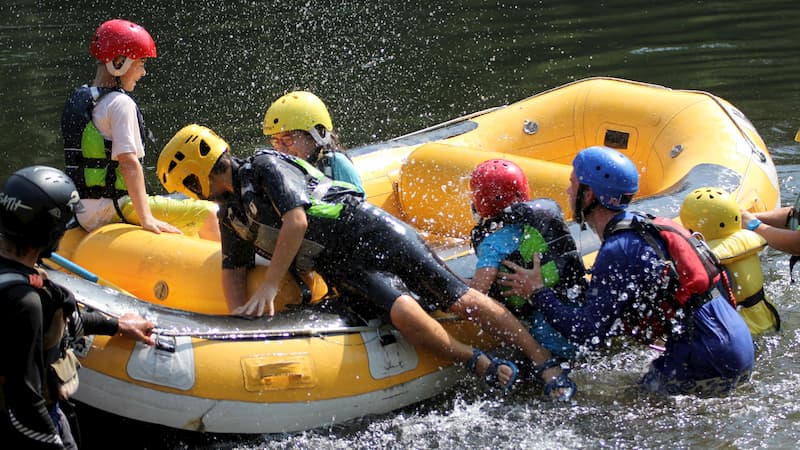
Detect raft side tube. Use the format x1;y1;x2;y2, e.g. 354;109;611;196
397;142;571;238
65;224;329;315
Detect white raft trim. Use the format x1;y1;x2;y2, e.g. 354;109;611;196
74;366;461;434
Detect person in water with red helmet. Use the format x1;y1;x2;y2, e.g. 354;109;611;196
61;19;219;240
469;159;586;383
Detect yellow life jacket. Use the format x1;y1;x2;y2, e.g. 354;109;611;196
708;229;780;334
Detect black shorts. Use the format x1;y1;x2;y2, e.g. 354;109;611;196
317;202;470;312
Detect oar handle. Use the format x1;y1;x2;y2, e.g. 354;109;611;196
47;252;133;296
49;253;99;283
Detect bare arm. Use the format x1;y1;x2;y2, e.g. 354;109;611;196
222;267;249;313
469;267;499;294
117;152;180;234
233;207;308;316
743;208;800;255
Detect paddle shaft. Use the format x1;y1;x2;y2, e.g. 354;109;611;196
46;252;133;296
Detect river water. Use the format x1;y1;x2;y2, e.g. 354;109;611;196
2;1;800;449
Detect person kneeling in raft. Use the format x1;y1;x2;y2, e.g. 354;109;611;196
680;187;780;335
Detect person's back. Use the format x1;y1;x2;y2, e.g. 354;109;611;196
601;211;754;394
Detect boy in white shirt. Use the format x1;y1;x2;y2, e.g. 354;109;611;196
62;19;219;240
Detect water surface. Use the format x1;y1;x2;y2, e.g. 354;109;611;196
1;1;799;448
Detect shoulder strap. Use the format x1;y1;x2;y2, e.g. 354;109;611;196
0;270;42;291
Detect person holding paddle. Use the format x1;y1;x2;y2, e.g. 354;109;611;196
158;124;575;400
0;166;155;449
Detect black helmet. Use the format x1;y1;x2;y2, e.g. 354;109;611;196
0;166;82;254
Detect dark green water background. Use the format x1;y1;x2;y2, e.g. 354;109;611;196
1;1;799;448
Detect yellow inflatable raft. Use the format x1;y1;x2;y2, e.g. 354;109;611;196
51;77;779;434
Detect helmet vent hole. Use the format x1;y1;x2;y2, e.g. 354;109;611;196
174;151;185;161
719;222;725;228
199;140;211;157
273;118;279;124
167;161;177;173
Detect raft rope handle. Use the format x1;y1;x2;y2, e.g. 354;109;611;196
44;254;466;343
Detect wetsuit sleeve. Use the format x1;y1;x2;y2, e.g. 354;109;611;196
475;225;521;269
530;232;661;346
1;286;63;449
76;310;119;336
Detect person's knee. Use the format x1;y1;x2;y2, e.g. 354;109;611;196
449;288;493;316
389;295;430;335
390;295;419;320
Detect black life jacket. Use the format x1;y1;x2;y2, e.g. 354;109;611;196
62;85;146;202
471;199;587;315
604;212;734;340
311;148;346;178
225;151;361;273
0;267;78;404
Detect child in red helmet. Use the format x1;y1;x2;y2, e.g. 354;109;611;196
61;19;219;240
469;159;586;382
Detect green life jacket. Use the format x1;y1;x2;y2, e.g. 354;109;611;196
62;85;146;203
471;199;587;314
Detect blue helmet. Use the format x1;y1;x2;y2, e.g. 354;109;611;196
573;146;638;211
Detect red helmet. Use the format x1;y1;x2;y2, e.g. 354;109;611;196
90;19;156;75
470;159;530;218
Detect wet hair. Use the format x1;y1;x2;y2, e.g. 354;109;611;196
210;152;230;176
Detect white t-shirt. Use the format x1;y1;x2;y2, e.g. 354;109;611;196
76;91;144;231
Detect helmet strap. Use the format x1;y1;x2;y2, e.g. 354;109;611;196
574;184;599;231
308;126;332;147
105;57;133;77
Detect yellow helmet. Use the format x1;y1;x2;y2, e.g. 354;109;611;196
680;187;741;240
262;91;333;136
158;124;228;200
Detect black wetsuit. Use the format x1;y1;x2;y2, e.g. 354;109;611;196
218;150;469;312
0;256;118;449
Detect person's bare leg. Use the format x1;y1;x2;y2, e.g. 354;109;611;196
389;295;513;384
448;288;563;384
